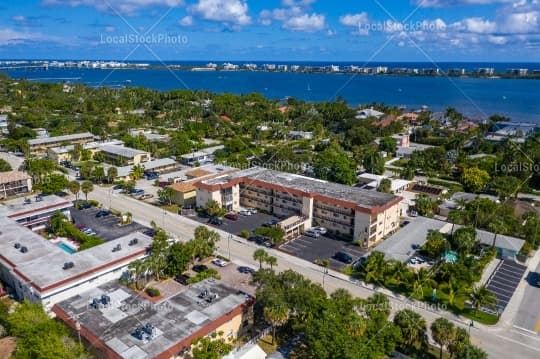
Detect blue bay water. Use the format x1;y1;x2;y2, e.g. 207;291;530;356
2;65;540;122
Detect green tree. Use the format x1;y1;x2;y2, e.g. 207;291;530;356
379;136;397;154
448;327;470;359
68;180;80;200
450;227;477;255
107;166;118;183
393;309;427;354
456;344;488;359
205;199;226;218
81;180;94;201
0;158;12;172
491;176;521;200
469;285;497;320
461;167;490;193
92;165;105;184
50;210;66;233
431;318;456;359
253;248;268;269
166;242;191;277
415;194;438;217
377;178;392;193
158;186;174;205
191;332;233;359
130;164;145;180
79;162;93;180
487;217;507;249
265;255;278;270
123;179;136;194
363;251;386;284
264;300;290;344
313;145;357;185
423;230;448;259
363;151;385;175
39;173;69;194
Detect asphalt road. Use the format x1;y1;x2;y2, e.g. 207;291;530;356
86;184;540;359
513;263;540;335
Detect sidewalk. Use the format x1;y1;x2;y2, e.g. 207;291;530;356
480;257;502;285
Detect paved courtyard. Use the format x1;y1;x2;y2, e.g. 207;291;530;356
279;235;367;271
188;212;277;235
70;207;148;241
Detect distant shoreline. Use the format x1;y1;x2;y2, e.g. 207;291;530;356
1;60;540;80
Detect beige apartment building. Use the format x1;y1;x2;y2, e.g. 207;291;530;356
100;144;150;166
28;132;95;155
195;167;402;246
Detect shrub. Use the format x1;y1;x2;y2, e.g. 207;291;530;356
239;229;250;238
187;268;220;284
145;287;161;297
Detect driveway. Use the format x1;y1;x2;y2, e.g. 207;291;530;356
189;212;277;236
70;206;148;241
279;235;367;271
513;263;540;335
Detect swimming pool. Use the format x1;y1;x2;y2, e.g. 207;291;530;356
58;242;77;254
444;251;458;263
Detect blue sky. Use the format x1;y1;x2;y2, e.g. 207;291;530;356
0;0;539;61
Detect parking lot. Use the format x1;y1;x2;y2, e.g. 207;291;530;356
279;235;367;270
70;206;149;241
190;212;277;236
486;259;527;312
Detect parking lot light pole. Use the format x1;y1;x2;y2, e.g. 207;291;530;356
323;268;329;288
227;234;232;260
108;188;113;210
162;210;166;228
468;320;474;335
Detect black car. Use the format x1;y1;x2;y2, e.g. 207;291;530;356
192;264;208;273
113;184;124;190
247;235;261;242
96;210;111;218
238;266;256;274
333;251;353;264
255;237;273;248
78;201;92;210
208;217;224;226
143;228;156;237
175;274;191;285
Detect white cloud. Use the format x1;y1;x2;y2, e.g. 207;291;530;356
281;0;316;7
415;0;515;7
0;27;49;45
12;15;26;23
178;15;193;26
282;13;325;32
42;0;184;15
499;11;539;33
105;25;116;33
488;34;508;44
339;12;369;27
452;17;496;33
190;0;251;26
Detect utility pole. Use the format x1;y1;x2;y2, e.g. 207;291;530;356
227;234;232;260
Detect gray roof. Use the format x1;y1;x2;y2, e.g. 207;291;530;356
28;132;94;146
48;140;124;155
374;217;450;262
453;225;525;252
201;167;401;210
117;158;177;177
0;216;152;292
54;279;251;358
101;145;148;159
0;194;71;219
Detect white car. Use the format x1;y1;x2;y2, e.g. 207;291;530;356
212;258;229;267
239;209;252;216
312;226;327;235
248;208;258;214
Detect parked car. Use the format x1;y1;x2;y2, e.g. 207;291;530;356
238;209;252;216
212;258;229;267
224;213;239;221
139;194;154;200
208;217;224;226
238;266;256;274
263;218;280;227
78;201;92;209
131;189;144;196
247;235;262;242
255;236;273;248
96;210;111;218
247;208;258;214
411;243;420;250
192;264;208;273
333;251;353;264
175;274;191;285
312;227;327;235
536;272;540;287
304;229;320;238
143;228;156;237
112;184;124;190
410;210;418;217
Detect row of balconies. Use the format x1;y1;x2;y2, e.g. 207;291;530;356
313;202;353;216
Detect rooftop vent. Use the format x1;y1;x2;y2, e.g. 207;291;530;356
14;242;21;249
23;198;31;205
62;261;74;270
20;246;28;253
128;238;138;246
35;196;42;202
100;294;111;305
112;244;122;252
132;323;156;341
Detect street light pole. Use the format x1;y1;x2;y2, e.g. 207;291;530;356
322;268;329;288
75;320;81;345
162;210;166;228
227;234;232;260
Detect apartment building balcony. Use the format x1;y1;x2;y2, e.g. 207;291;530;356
240;185;272;196
274;192;299;201
242;193;273;205
313;213;354;227
314;202;353;216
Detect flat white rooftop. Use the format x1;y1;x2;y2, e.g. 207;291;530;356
28;132;94;146
0;194;71;219
0;216;152;292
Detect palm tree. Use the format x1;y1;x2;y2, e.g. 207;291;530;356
393;309;427;353
447;210;462;235
68;180;80;200
265;255;278;270
412;268;435;299
130;164;145;180
488;217;507;249
364;251;386;284
107;166;118;183
263;301;290;345
81;180;94;201
125;211;133;224
448;327;470;359
253;249;268;269
93;166;105;184
469;285;497;319
431;318;456;359
128;259;145;290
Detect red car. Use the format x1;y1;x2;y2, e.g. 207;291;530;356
224;213;239;221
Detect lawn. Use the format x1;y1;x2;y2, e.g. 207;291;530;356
159;204;180;214
257;334;278;354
